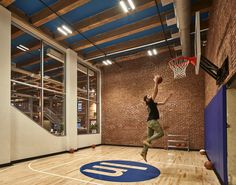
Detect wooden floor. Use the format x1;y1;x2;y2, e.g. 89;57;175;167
0;146;220;185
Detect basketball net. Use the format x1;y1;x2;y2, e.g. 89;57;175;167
169;56;196;79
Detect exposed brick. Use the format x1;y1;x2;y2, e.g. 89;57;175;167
102;55;205;150
205;0;236;105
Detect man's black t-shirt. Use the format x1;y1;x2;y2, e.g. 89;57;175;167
146;98;160;121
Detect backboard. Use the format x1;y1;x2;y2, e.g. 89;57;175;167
194;11;201;75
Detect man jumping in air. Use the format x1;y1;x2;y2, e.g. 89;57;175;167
141;75;172;162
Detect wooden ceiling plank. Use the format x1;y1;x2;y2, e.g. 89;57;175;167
31;0;90;27
55;0;158;41
85;32;167;59
72;13;169;51
0;0;15;7
86;18;209;59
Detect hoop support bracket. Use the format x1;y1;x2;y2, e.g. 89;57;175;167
200;56;229;85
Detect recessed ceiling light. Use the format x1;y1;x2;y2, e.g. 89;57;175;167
103;60;109;65
148;50;153;56
16;46;27;52
62;25;72;34
57;27;68;36
120;0;128;13
153;49;158;55
19;45;29;51
127;0;135;10
106;60;112;65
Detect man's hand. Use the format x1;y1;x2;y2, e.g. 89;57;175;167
153;75;160;83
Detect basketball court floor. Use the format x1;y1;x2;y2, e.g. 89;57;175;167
0;0;235;185
0;146;220;185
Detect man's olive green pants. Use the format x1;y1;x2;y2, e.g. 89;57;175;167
142;119;164;155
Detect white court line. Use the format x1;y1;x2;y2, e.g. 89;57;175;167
0;166;16;173
40;156;90;171
149;160;203;168
28;161;103;185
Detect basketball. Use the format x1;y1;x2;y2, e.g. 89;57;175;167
92;144;96;149
199;149;206;155
157;76;163;84
204;161;213;170
69;148;75;153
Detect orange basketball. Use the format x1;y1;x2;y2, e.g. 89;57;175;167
200;149;206;155
92;144;96;149
158;76;163;84
204;161;213;170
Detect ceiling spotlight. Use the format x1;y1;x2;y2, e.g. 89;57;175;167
120;0;128;13
148;50;153;56
19;45;29;51
106;60;112;65
127;0;135;10
103;60;109;65
17;44;29;52
103;59;113;66
57;27;68;36
120;0;135;13
147;49;158;56
57;24;73;36
17;46;26;52
62;25;72;34
153;49;158;55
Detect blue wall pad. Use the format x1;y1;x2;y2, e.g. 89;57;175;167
204;85;228;184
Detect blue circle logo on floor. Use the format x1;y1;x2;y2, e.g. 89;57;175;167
80;160;160;182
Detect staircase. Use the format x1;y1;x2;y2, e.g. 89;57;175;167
44;107;62;124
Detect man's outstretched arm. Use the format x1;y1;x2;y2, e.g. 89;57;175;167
157;93;173;105
151;75;159;100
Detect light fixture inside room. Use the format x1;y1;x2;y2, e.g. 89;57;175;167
57;25;73;36
147;49;158;56
103;59;113;66
148;50;153;56
16;45;29;52
127;0;135;10
120;0;135;13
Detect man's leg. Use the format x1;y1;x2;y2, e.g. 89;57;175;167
147;120;164;143
141;126;154;161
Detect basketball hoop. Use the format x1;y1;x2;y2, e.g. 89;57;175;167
169;56;196;79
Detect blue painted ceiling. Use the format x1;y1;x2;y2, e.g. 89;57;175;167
11;0;209;65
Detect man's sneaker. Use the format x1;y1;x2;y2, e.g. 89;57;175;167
143;140;151;147
140;153;147;162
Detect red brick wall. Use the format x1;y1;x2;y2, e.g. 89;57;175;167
101;55;205;149
205;0;236;105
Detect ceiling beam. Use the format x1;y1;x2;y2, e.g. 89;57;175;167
0;0;15;7
31;0;90;27
94;47;171;67
115;47;171;63
72;13;170;51
16;56;51;68
86;18;209;59
55;0;159;41
85;32;168;59
11;0;89;40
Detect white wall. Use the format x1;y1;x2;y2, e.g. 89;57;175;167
11;107;67;160
0;7;102;164
66;49;78;150
77;134;101;148
0;6;11;165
